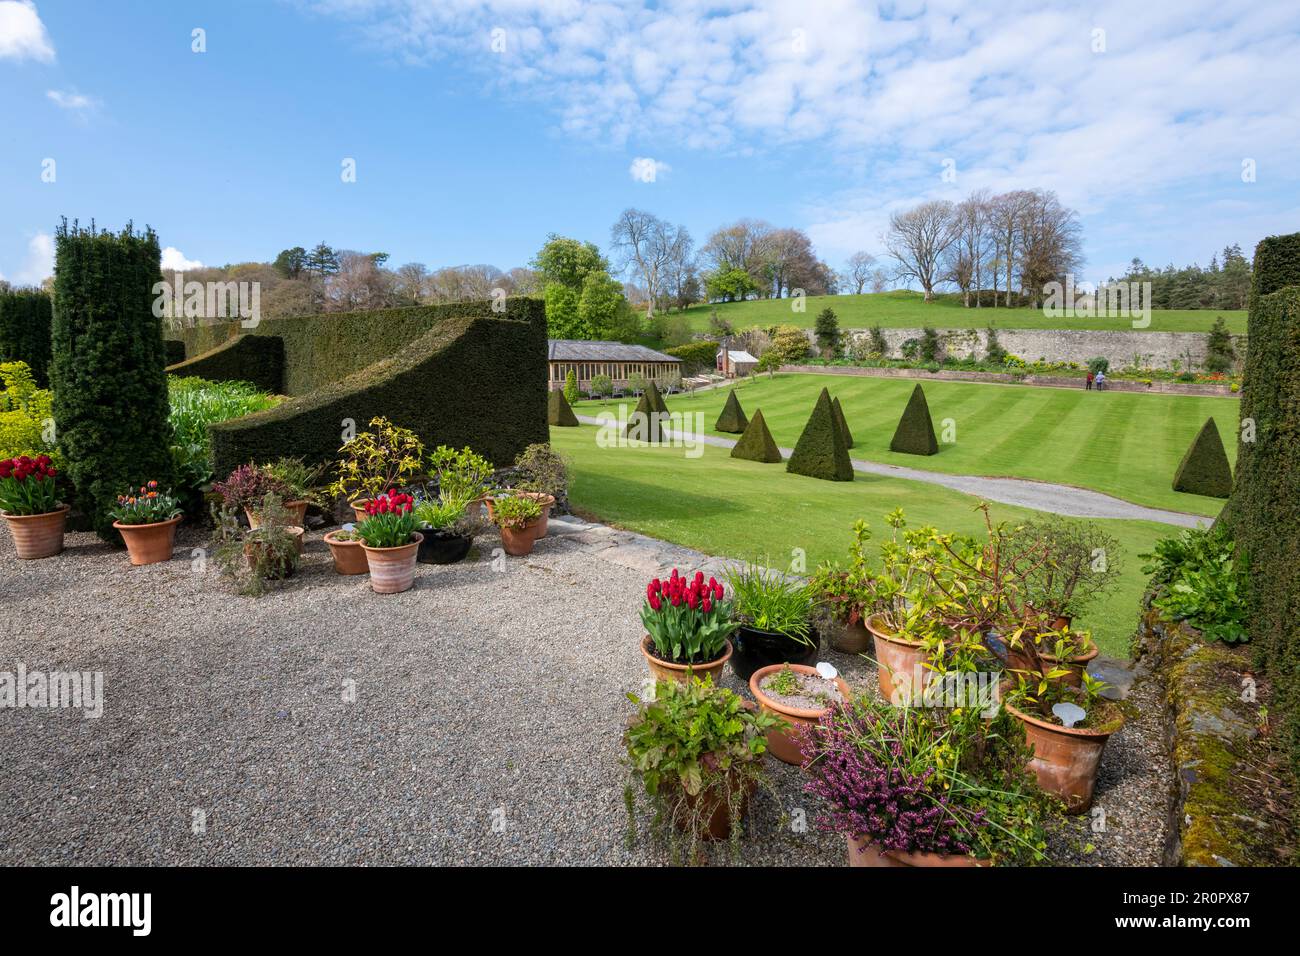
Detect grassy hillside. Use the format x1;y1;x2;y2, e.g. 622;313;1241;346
575;372;1238;516
551;424;1173;658
678;290;1247;334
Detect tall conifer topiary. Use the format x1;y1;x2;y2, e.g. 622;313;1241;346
889;384;939;456
0;289;54;387
626;380;670;442
548;389;579;426
715;389;748;433
831;396;854;448
786;387;852;481
50;220;173;540
1171;418;1232;498
730;408;782;463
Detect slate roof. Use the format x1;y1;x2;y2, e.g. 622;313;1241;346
548;339;681;363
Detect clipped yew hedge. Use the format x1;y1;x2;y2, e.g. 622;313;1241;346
1171;418;1231;498
890;384;939;456
715;389;748;433
787;387;852;481
168;335;285;394
0;288;53;387
731;408;782;463
206;298;547;476
548;389;579;426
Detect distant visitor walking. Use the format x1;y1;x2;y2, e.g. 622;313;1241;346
1095;371;1106;391
1086;371;1094;390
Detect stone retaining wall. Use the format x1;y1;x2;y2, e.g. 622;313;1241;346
813;327;1245;372
779;363;1237;397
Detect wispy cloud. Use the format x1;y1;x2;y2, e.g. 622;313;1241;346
46;89;100;114
0;1;54;63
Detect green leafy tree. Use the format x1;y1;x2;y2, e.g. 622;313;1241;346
563;369;579;405
705;267;757;303
1203;316;1237;374
578;271;625;339
50;220;173;540
272;246;307;279
544;283;585;338
590;373;614;403
814;308;840;356
532;235;607;288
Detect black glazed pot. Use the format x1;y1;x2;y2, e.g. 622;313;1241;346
729;624;820;682
416;531;473;565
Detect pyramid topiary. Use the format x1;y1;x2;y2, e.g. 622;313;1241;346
730;408;782;463
626;380;670;442
889;384;939;456
1172;418;1232;498
715;389;749;433
548;389;579;427
831;396;854;448
786;387;853;481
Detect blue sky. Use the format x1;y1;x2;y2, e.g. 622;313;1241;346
3;0;1298;288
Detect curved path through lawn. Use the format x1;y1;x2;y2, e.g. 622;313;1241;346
576;414;1209;529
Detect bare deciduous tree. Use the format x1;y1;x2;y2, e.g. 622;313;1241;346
885;200;960;301
845;250;876;294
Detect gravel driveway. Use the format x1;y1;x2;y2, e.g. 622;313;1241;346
0;517;1167;866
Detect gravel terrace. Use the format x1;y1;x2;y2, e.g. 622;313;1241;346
0;515;1169;866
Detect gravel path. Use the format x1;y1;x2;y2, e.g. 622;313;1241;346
576;413;1210;528
0;516;1167;866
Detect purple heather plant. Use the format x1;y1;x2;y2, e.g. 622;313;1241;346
801;700;985;857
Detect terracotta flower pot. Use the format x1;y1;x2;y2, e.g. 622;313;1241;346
825;616;872;654
1006;700;1120;813
361;532;422;594
641;635;733;685
324;530;369;575
246;499;309;530
846;834;988;867
1005;639;1099;688
488;493;556;538
865;613;931;704
683;764;757;841
499;519;540;556
350;499;373;524
114;515;181;566
2;504;69;559
241;526;302;578
749;663;851;765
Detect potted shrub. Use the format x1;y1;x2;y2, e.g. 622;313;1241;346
427;444;494;519
725;561;819;681
356;491;423;593
624;677;782;862
109;481;183;566
803;697;1051;866
260;457;326;528
412;497;477;564
808;519;900;654
0;454;69;559
639;569;738;684
1004;671;1125;813
330;416;425;521
211;493;302;595
509;442;567;538
323;524;368;575
212;463;290;528
749;662;849;765
492;495;542;557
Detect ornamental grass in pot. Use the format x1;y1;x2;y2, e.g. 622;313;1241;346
413;497;477;564
492;495;542;557
323;525;368;575
749;662;849;765
356;491;423;594
725;561;819;681
624;677;782;864
640;569;738;683
109;481;183;566
802;696;1052;867
211;493;301;596
0;454;68;559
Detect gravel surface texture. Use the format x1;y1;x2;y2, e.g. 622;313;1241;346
0;515;1166;866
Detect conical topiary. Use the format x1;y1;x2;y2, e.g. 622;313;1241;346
831;396;854;448
889;384;939;456
715;389;749;433
731;408;782;463
548;389;579;426
1172;418;1232;498
626;380;669;442
786;387;853;481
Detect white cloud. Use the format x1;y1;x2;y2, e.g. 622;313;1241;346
304;0;1300;264
0;1;54;62
628;156;669;183
46;89;99;114
13;232;54;285
160;247;204;272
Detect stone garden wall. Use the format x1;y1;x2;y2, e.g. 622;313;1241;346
823;327;1245;372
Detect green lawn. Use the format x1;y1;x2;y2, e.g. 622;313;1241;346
550;425;1177;659
576;373;1238;516
678;290;1247;334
